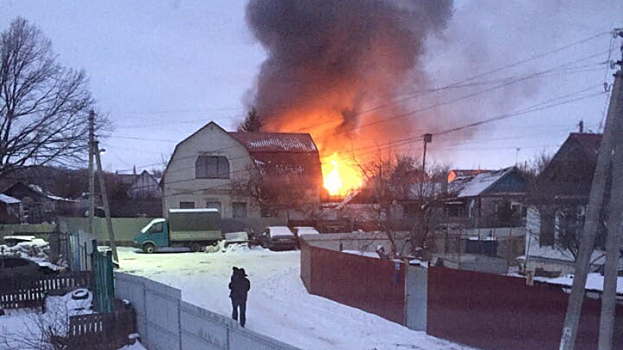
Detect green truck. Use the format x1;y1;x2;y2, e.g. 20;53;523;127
133;209;222;253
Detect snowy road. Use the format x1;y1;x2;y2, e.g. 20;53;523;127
117;246;472;350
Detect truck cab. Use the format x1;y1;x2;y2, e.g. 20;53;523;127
134;218;169;253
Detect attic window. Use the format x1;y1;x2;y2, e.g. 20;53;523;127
196;156;230;179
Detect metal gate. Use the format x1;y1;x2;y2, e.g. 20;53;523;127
92;240;114;313
67;231;95;271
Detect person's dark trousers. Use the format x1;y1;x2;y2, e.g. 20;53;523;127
231;298;247;327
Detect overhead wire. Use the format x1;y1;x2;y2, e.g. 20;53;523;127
112;52;609;173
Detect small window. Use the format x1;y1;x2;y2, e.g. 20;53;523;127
196;156;230;179
180;201;195;209
206;201;221;213
232;202;247;218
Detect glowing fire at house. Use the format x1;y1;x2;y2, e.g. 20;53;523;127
322;153;363;197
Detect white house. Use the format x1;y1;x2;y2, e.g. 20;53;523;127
162;122;322;219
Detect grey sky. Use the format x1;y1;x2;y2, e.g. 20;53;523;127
1;0;621;173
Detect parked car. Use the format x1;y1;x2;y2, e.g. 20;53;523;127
0;256;42;279
293;226;320;237
260;226;297;250
2;235;37;247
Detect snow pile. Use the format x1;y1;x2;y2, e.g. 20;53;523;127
0;238;65;270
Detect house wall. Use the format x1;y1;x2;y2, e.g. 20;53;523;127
163;124;259;218
128;172;162;199
524;205;607;276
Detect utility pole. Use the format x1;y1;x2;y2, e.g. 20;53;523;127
88;111;95;236
420;134;433;199
560;29;623;350
94;142;119;265
598;35;623;350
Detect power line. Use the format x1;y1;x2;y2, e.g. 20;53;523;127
158;86;604;192
128;83;604;177
114;57;607;172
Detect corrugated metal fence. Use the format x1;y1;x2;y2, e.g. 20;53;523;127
427;266;623;350
114;272;302;350
300;239;406;324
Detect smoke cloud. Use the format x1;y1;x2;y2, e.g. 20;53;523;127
245;0;454;156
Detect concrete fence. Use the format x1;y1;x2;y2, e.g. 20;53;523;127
114;272;301;350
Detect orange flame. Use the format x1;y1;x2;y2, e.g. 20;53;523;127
322;153;362;197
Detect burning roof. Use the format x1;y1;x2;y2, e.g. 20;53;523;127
228;132;318;153
229;131;321;182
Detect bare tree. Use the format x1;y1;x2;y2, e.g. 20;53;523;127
237;107;262;132
355;153;448;258
518;151;552;179
0;18;97;179
231;163;318;220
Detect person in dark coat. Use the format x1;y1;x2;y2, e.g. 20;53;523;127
229;267;250;327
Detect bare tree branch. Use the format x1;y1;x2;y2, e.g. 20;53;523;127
0;17;101;179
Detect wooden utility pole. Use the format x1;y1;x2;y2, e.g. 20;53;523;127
94;141;119;264
88;111;95;236
560;30;623;350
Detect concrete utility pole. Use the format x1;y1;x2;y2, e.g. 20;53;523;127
88;111;95;236
94;142;119;264
598;35;623;350
560;30;623;350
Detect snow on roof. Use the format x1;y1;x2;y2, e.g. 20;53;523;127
229;132;318;153
543;273;623;295
27;184;78;202
0;194;20;204
267;226;294;237
454;167;513;198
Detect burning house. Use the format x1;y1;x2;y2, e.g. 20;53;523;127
162;122;322;219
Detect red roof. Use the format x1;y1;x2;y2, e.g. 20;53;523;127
229;132;321;182
228;132;318;153
568;132;601;158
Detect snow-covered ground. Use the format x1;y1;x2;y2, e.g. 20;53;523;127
117;246;472;350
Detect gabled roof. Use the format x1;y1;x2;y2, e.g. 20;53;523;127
449;167;520;198
163;121;322;183
228;132;318;153
0;194;20;204
448;169;491;183
568;132;601;160
4;182;78;203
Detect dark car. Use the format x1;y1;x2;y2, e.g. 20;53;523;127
260;226;297;250
0;256;42;279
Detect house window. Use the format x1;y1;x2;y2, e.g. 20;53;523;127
539;207;555;246
206;201;221;213
232;202;247;218
179;201;195;209
195;156;230;179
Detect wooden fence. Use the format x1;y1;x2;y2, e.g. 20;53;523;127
0;272;93;310
67;308;136;350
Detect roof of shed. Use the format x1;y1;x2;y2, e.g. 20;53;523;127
450;167;515;198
